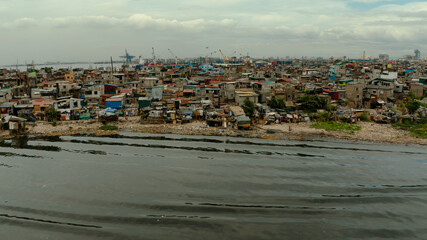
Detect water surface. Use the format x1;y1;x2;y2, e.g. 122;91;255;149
0;133;426;239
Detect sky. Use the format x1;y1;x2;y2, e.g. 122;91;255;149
0;0;426;65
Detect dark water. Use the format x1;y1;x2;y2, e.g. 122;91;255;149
0;133;426;239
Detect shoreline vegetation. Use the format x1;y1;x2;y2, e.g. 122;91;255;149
1;116;426;145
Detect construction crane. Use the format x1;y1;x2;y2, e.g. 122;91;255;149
168;48;178;65
219;49;236;63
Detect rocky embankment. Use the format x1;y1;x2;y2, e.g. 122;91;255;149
1;116;425;145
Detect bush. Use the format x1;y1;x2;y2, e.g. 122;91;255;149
51;121;57;127
392;123;427;139
359;113;370;122
311;121;361;134
411;127;427;138
99;125;118;131
315;111;331;122
326;104;337;112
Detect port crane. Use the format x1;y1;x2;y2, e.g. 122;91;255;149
219;49;236;63
119;49;135;64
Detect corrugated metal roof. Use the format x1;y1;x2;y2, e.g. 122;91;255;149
106;98;122;102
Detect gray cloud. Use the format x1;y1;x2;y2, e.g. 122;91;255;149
1;0;426;65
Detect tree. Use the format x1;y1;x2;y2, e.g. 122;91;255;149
296;94;327;113
268;96;286;109
47;107;59;122
406;99;421;114
43;67;53;73
241;98;255;117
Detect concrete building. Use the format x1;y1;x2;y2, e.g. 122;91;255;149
345;82;364;108
410;84;426;98
365;78;395;102
253;81;275;103
84;84;104;106
235;90;259;106
219;82;236;103
140;77;161;88
64;72;75;83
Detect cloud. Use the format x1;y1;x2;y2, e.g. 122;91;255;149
1;0;427;64
45;14;237;32
0;17;37;29
350;0;396;3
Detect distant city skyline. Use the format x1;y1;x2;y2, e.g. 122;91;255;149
1;0;426;65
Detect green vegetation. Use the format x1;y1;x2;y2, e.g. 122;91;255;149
141;113;149;119
241;98;255;117
51;121;57;127
43;67;53;73
296;94;327;113
406;100;421;114
359;113;371;122
315;111;331;122
405;92;424;114
326;104;337;112
392;122;427;139
47;107;59;122
311;121;362;134
268;96;286;109
99;125;118;131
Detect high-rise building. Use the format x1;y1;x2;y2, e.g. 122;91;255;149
414;49;421;60
379;54;389;61
403;55;413;61
362;51;371;60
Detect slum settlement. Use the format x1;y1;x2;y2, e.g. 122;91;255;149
0;53;426;138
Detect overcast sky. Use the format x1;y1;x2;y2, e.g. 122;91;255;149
0;0;426;65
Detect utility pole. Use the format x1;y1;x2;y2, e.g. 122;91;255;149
110;56;114;74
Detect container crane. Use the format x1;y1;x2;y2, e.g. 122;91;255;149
120;49;135;64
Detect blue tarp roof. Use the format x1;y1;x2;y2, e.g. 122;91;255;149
104;107;117;113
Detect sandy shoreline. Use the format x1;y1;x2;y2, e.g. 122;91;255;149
1;116;426;145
